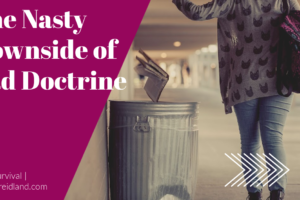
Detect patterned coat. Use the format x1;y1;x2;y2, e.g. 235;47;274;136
173;0;300;114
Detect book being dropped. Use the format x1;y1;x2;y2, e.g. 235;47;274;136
135;49;169;102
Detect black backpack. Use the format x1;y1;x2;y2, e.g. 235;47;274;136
277;0;300;97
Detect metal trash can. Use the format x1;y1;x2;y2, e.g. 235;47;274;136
108;101;199;200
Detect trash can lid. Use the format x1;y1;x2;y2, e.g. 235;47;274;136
109;101;199;115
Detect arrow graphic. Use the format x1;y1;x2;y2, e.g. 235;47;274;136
256;153;277;187
268;153;290;187
224;153;244;187
249;153;269;187
225;153;290;188
231;153;251;187
263;153;282;187
243;153;264;187
237;153;257;187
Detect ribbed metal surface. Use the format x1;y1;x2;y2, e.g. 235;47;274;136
108;101;199;200
109;101;199;115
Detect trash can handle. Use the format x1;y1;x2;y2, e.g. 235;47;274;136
133;116;150;132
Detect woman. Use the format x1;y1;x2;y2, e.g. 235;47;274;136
173;0;300;199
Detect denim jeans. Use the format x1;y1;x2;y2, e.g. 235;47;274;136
233;95;293;193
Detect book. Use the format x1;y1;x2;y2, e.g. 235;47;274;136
135;49;169;102
138;49;169;78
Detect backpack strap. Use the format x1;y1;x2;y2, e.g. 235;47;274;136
276;30;289;97
276;0;293;97
276;43;293;97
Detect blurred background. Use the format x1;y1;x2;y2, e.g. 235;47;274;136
132;0;219;91
117;0;300;106
111;0;300;199
66;1;300;200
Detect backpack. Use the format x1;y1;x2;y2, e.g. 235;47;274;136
277;0;300;97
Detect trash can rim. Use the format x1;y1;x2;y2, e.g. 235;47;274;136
109;100;199;115
109;100;200;105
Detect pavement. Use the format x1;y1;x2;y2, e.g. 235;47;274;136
134;87;300;200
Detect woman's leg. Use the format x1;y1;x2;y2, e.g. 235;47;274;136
259;95;293;192
234;99;263;193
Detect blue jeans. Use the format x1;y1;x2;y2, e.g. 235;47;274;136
233;95;293;193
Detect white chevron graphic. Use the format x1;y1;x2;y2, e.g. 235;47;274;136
231;153;251;187
224;153;245;187
243;153;264;187
268;153;290;187
263;153;282;187
225;153;290;188
256;153;277;187
237;153;256;187
249;153;269;187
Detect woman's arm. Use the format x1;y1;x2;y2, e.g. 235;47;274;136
172;0;234;21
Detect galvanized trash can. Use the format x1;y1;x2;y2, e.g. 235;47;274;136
108;101;199;200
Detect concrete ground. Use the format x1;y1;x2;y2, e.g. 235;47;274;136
134;87;300;200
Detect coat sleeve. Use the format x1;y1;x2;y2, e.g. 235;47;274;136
172;0;234;21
